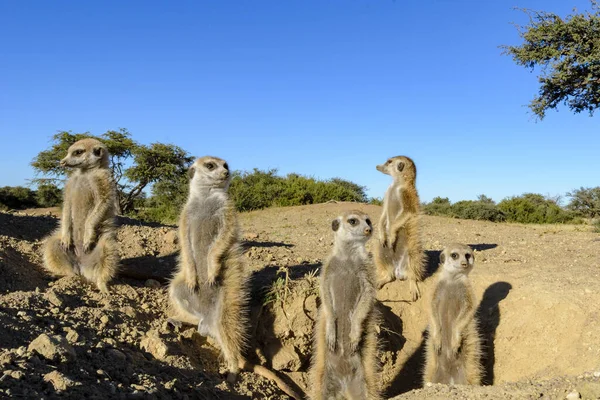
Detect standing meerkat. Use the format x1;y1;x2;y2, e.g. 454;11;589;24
373;155;426;301
424;243;482;385
168;156;301;400
42;138;118;293
311;210;381;400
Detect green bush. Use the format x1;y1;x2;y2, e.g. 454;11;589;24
0;186;38;210
35;183;62;207
498;193;575;224
228;169;367;212
422;197;453;217
451;200;506;222
567;187;600;218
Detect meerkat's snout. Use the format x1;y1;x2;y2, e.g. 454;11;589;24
364;226;372;236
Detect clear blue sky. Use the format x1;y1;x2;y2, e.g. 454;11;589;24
0;0;597;203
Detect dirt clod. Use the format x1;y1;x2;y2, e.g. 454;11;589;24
28;333;76;362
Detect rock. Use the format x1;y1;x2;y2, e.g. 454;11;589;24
140;332;169;360
43;370;76;391
64;329;79;344
244;232;259;240
28;334;76;362
566;391;581;400
100;315;109;325
593;371;600;378
107;348;127;363
268;344;302;372
122;306;137;318
145;279;161;289
45;290;64;307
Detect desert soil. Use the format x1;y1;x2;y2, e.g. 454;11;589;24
1;202;599;399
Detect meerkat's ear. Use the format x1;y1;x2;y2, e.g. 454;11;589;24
93;146;104;157
331;218;340;232
439;251;446;264
188;166;196;180
397;161;405;172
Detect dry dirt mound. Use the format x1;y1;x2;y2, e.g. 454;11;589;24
1;203;600;399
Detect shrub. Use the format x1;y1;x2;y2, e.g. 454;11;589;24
567;187;600;218
35;183;62;207
0;186;38;210
422;197;453;217
498;193;575;224
451;200;505;222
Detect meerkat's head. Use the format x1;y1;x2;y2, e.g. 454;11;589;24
188;156;231;190
331;210;373;246
440;243;475;276
60;138;109;170
376;156;416;184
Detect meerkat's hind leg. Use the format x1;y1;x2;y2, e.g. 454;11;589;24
43;233;79;277
168;276;202;326
79;233;118;293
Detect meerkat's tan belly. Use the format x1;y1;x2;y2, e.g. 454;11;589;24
68;177;95;253
188;210;222;282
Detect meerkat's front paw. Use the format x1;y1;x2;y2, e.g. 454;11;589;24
410;280;421;302
206;262;218;286
60;233;73;252
83;230;96;253
348;329;361;354
450;333;462;356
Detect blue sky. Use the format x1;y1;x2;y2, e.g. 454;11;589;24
0;0;597;203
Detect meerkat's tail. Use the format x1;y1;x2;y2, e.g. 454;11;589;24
239;359;304;399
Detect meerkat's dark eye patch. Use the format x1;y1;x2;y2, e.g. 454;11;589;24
332;219;340;231
365;218;371;226
223;163;229;170
397;162;405;171
451;252;458;260
205;162;216;170
347;218;358;226
465;253;471;261
93;147;103;157
73;149;85;156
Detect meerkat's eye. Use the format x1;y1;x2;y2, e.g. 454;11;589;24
465;253;471;260
451;252;458;260
223;163;229;170
365;218;371;226
348;218;357;226
73;149;84;156
397;162;405;171
205;162;216;170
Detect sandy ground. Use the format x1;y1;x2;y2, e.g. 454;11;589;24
1;203;599;399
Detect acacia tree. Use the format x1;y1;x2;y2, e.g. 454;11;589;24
502;1;600;119
31;129;193;213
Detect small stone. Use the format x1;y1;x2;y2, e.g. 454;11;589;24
140;332;169;360
141;303;150;310
65;329;79;344
43;370;75;391
9;371;24;380
566;391;581;400
15;346;26;356
107;349;127;363
145;279;161;289
17;311;26;317
46;290;64;307
268;344;302;372
122;306;137;318
244;232;259;240
593;371;600;378
100;315;109;325
28;334;76;362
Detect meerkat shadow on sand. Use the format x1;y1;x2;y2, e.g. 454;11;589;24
384;330;428;397
476;281;512;385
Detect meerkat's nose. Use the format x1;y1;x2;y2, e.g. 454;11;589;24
59;159;67;166
364;227;372;235
222;171;230;178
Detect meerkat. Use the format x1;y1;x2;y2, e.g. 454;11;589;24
373;155;426;301
310;210;381;400
42;138;119;293
423;243;482;385
168;156;302;399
